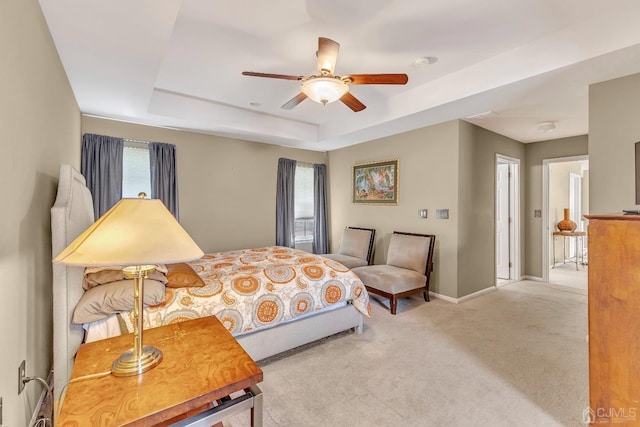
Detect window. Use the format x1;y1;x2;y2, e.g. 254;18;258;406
294;165;314;245
122;141;151;198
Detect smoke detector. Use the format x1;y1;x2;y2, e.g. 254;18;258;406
538;121;556;133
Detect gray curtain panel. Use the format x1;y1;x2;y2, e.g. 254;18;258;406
313;163;329;254
276;158;297;248
149;142;180;220
81;133;123;220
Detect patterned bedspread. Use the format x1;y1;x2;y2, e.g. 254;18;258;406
121;246;371;337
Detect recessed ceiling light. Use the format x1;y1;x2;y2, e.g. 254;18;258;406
412;56;438;68
538;121;556;133
249;102;261;107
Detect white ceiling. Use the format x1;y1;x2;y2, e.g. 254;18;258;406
39;0;640;151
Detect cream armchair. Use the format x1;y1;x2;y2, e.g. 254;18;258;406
323;226;376;269
352;231;435;314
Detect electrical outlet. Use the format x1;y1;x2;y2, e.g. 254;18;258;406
18;360;26;394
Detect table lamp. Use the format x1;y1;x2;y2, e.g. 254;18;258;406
53;195;204;376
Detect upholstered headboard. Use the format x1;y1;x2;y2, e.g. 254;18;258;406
51;164;94;401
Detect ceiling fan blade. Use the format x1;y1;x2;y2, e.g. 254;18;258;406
345;74;409;85
317;37;340;75
281;92;308;110
340;92;366;112
242;71;302;81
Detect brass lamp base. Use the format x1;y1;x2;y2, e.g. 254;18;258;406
112;345;163;377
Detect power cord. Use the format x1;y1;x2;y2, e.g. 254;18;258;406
68;370;112;383
23;377;52;401
54;370;112;423
22;377;52;427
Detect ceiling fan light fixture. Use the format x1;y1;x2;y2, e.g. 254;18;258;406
301;77;349;105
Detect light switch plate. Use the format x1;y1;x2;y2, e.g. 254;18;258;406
436;209;449;219
419;209;428;218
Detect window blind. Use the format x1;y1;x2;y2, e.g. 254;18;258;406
122;142;151;198
294;165;313;219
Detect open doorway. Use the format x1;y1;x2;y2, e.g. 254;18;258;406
542;156;589;290
495;154;520;286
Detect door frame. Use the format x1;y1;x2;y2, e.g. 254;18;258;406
542;155;588;282
495;154;521;285
568;172;583;257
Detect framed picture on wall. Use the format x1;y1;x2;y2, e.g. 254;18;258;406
352;159;399;205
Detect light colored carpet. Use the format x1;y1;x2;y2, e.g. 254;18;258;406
225;281;588;426
548;262;587;291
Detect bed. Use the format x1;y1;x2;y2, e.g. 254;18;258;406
51;164;369;402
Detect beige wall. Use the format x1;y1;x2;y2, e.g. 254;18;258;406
457;122;525;296
590;73;640;214
328;121;460;297
1;0;81;424
524;135;588;278
582;170;590;221
82;117;326;253
549;163;574;226
328;120;525;299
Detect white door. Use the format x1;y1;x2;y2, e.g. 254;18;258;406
569;172;582;257
496;163;510;279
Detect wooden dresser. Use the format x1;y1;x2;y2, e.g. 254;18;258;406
586;214;640;425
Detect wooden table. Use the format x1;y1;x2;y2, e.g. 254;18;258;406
552;230;587;270
57;315;263;426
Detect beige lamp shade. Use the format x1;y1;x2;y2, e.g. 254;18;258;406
53;198;204;266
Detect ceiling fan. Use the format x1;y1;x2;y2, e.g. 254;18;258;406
242;37;408;112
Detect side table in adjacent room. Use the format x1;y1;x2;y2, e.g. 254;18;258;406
552;230;587;270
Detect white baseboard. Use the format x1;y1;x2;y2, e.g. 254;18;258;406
457;286;497;303
430;286;497;304
429;291;458;303
522;275;545;282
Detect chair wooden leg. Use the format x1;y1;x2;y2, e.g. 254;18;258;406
423;290;430;302
390;296;397;315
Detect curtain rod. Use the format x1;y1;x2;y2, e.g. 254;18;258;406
125;138;149;144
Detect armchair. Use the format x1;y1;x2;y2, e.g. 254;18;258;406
323;226;376;269
352;231;435;314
